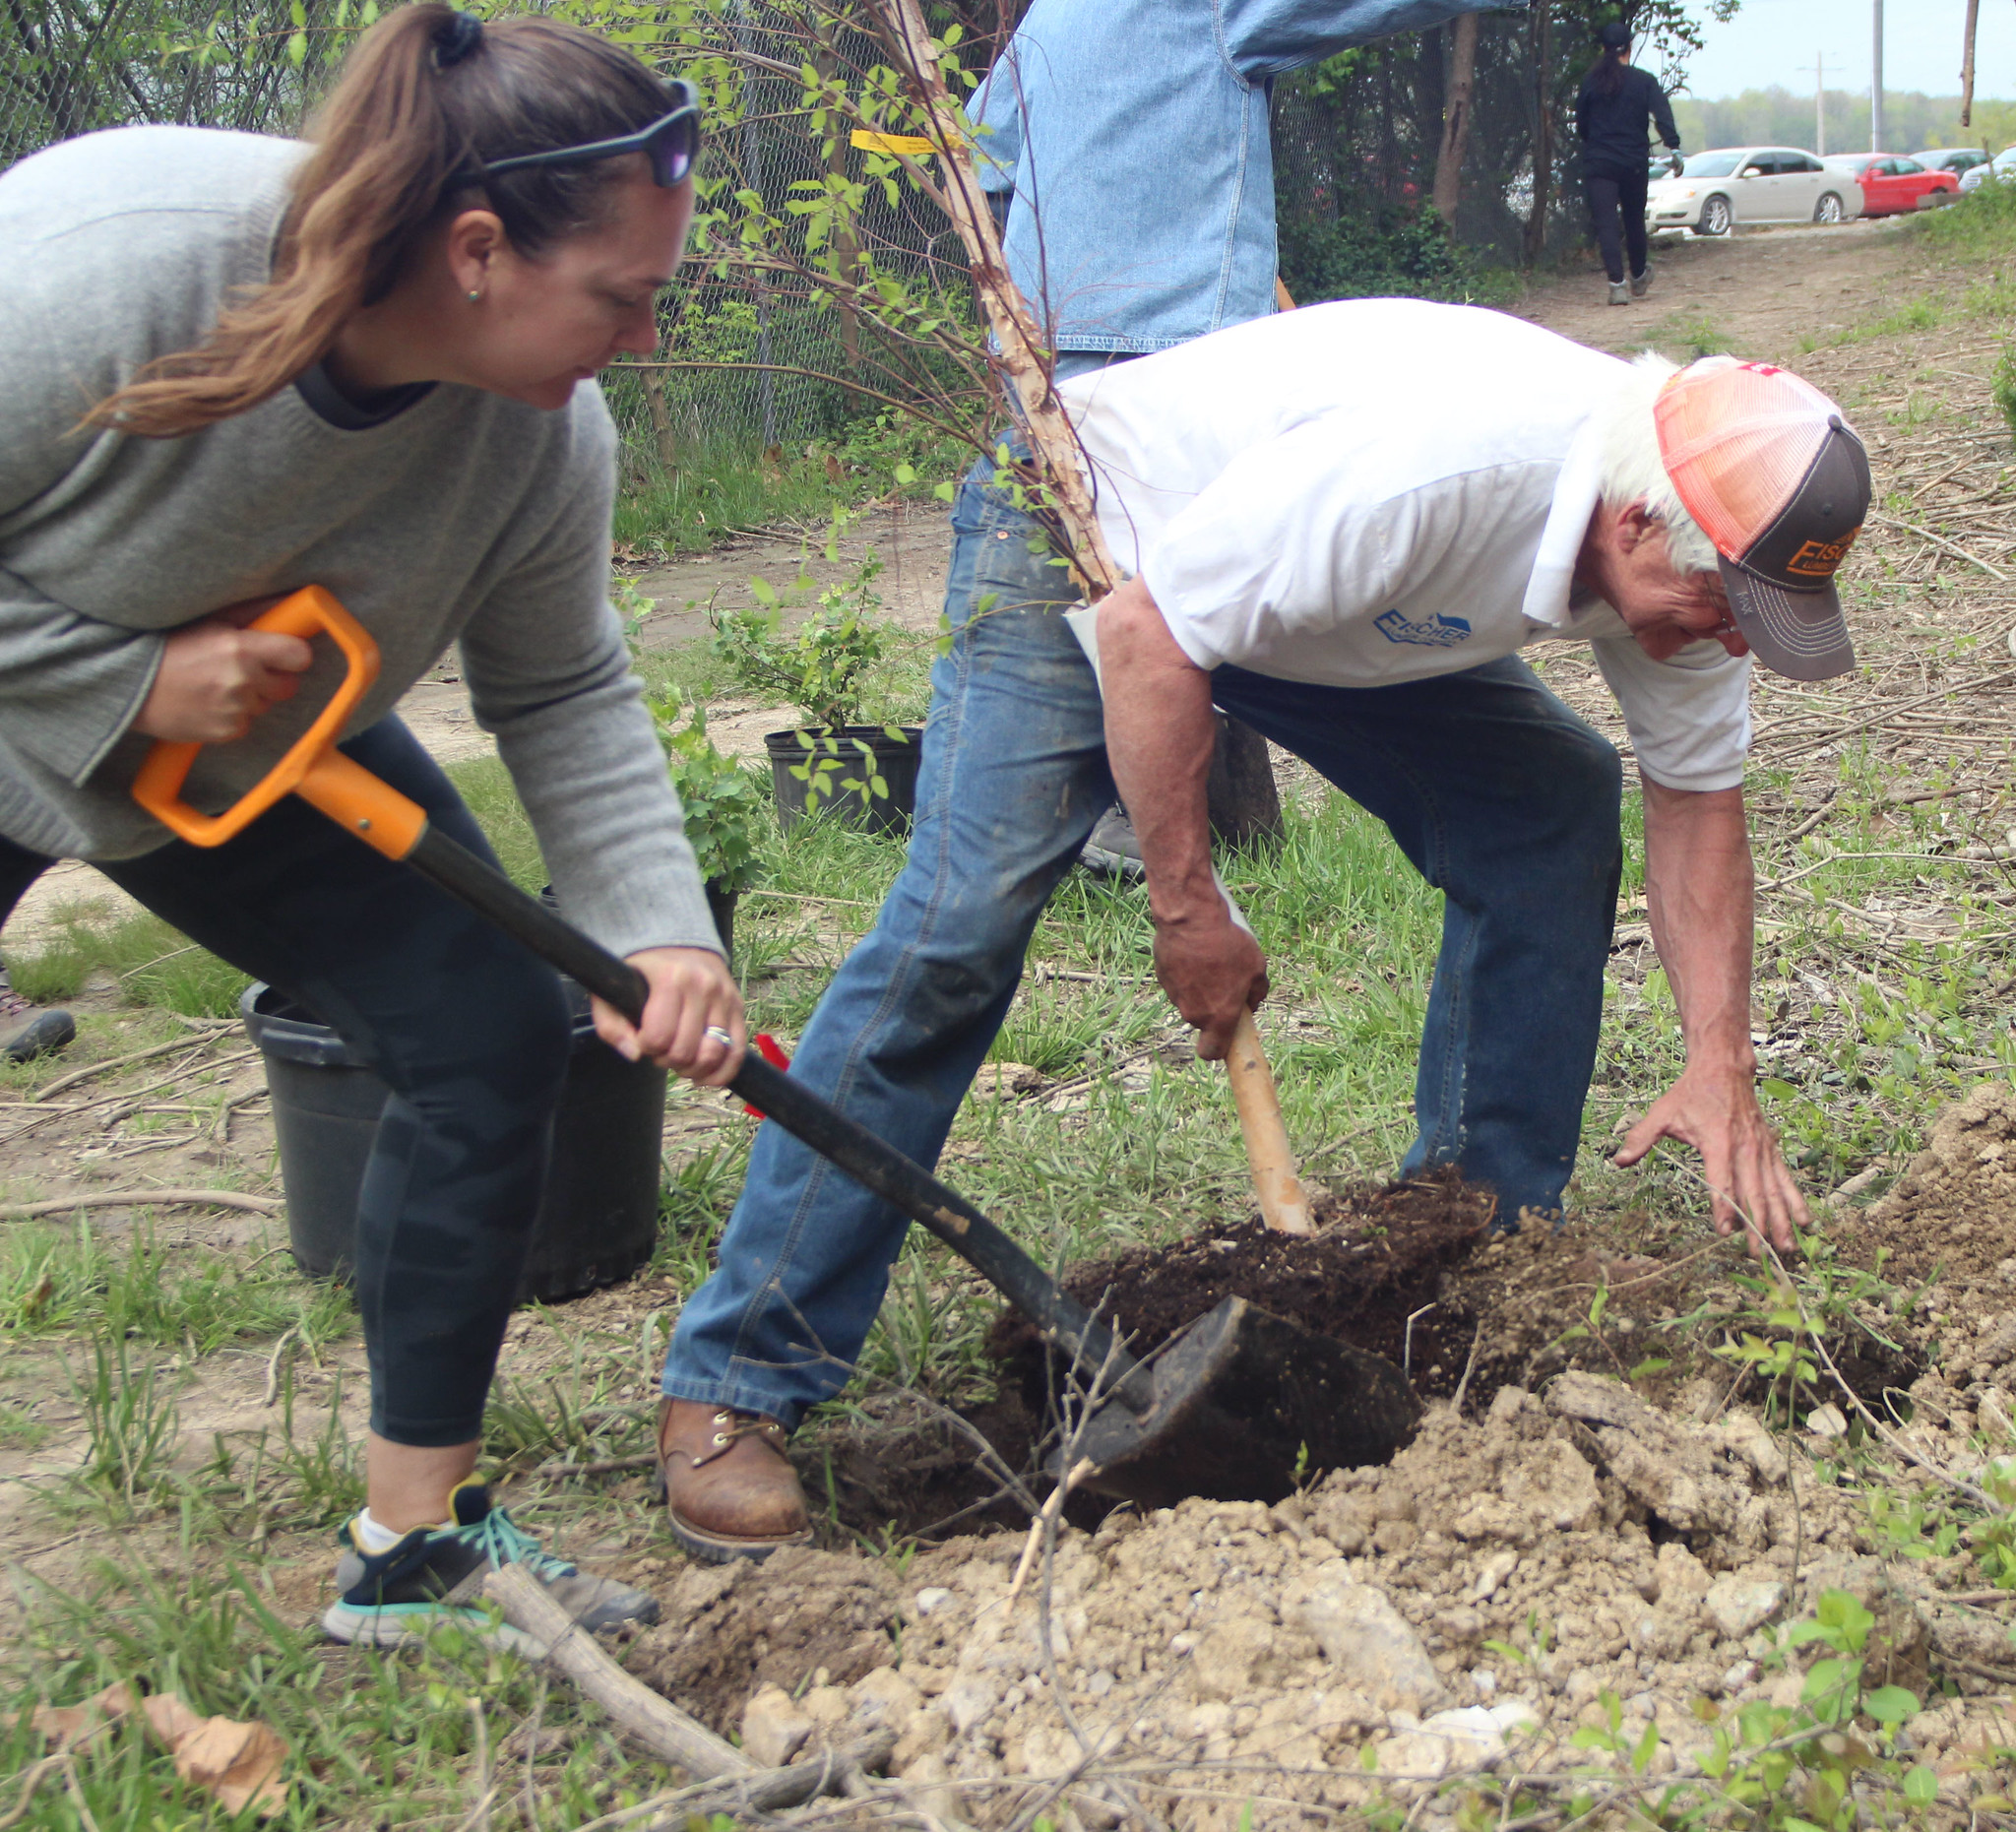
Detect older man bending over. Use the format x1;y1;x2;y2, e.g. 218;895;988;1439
1090;298;1868;1251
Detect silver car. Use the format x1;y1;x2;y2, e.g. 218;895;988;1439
1645;147;1854;236
1960;148;2016;193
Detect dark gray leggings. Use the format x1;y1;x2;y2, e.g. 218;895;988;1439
0;720;570;1446
1584;167;1651;284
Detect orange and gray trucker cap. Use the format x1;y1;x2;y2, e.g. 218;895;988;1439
1654;357;1869;681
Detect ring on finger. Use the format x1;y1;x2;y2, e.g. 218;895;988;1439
704;1025;735;1049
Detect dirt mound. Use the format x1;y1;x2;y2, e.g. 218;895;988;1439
1836;1081;2016;1424
1851;1081;2016;1292
626;1381;2014;1828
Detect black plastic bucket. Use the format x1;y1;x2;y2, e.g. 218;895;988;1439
705;880;737;962
765;726;922;837
240;980;666;1303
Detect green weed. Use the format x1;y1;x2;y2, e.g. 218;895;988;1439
67;1334;181;1518
7;909;248;1016
0;1221;352;1354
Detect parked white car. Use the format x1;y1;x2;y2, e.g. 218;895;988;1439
1645;147;1855;236
1960;148;2016;193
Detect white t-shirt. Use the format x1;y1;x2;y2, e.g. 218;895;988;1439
1059;298;1751;792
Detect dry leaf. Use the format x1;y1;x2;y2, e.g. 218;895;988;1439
32;1684;286;1814
32;1682;137;1747
169;1714;289;1817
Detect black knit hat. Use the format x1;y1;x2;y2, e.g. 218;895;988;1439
1599;22;1632;49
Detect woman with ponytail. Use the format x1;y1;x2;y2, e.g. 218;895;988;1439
0;5;736;1645
1576;19;1682;306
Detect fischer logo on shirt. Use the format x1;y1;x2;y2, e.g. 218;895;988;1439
1375;608;1473;649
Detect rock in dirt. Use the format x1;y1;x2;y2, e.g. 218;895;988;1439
739;1683;813;1768
1546;1372;1742;1538
1286;1582;1447;1711
1377;1699;1541;1779
1703;1576;1788;1640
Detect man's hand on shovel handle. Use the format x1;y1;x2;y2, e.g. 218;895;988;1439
593;945;746;1087
1154;911;1269;1061
135;601;314;743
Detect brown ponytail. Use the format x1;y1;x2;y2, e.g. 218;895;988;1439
88;5;674;438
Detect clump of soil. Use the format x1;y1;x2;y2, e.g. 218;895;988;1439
1837;1081;2016;1416
792;1388;1048;1545
989;1169;1493;1410
1848;1081;2016;1294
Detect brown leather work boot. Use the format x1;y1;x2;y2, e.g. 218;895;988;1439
659;1399;813;1563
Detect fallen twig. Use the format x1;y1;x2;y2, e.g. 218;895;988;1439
0;1188;283;1221
32;1036;220;1101
486;1565;801;1788
529;1450;659;1480
1869;509;2010;581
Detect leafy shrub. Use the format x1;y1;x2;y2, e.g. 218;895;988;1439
1277;203;1485;306
708;516;897;730
649;699;767;898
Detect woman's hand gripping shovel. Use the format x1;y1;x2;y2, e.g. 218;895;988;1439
138;590;1417;1505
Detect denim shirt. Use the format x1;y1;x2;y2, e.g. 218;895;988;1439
970;0;1510;353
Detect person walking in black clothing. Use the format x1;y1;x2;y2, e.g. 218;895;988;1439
1577;21;1681;305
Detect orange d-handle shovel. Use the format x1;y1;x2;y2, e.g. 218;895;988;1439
134;590;1168;1415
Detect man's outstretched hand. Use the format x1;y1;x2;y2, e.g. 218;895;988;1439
1611;1067;1807;1255
1153;908;1269;1061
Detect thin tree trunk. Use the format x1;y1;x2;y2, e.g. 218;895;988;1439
1523;1;1553;265
812;19;862;365
1961;0;1981;126
641;368;680;481
1432;10;1479;221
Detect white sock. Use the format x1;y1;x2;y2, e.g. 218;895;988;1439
352;1507;413;1554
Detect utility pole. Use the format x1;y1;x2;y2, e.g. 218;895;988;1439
1871;0;1885;152
1800;49;1830;155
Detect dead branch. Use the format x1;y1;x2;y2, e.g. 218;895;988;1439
484;1565;749;1778
0;1188;283;1221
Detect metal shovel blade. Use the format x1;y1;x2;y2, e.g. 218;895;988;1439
1069;1296;1420;1508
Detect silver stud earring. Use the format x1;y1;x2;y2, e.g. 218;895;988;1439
467;289;481;303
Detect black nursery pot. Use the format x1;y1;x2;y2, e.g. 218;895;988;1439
240;979;665;1304
764;725;922;838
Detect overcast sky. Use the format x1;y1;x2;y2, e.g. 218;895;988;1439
1677;0;2016;101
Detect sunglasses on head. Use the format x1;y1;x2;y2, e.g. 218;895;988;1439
478;81;702;190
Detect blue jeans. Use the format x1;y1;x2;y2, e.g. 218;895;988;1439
662;471;1622;1427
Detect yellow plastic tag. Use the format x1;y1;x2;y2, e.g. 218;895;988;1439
850;130;936;156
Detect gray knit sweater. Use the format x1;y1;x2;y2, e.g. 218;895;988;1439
0;125;718;961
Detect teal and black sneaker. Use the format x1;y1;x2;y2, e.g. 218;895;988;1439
321;1479;659;1652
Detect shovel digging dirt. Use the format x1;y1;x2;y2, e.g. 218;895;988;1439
133;588;1419;1509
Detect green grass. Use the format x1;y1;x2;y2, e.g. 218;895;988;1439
2;1545;677;1830
0;1220;352;1353
614;435;853;556
8;908;249;1017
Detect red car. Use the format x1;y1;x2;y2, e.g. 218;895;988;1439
1820;153;1961;217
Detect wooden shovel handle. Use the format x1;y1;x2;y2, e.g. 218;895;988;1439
1225;1009;1314;1235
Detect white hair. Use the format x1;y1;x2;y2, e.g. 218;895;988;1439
1589;350;1721;576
